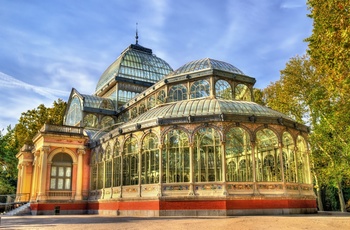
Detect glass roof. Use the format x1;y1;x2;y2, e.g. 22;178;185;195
124;98;292;125
171;58;244;76
95;44;173;93
82;94;115;111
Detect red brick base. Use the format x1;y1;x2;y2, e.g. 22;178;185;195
31;198;317;216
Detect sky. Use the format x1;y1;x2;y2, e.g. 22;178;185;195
0;0;313;131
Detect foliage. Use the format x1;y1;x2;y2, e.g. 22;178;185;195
306;0;350;212
14;99;67;147
262;53;350;211
0;126;19;194
0;99;66;194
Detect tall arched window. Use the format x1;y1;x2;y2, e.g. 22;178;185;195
105;146;112;188
282;132;296;182
66;97;82;126
194;127;222;182
190;80;210;99
113;141;121;187
50;153;73;190
215;80;233;100
141;133;159;184
256;129;280;182
235;84;251;101
162;129;190;183
296;135;310;184
168;84;187;102
83;114;98;128
225;127;252;182
123;137;139;185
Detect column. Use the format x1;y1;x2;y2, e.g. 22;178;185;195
37;147;50;201
158;143;163;197
221;141;227;195
189;142;195;195
75;148;85;200
250;140;257;194
30;151;40;201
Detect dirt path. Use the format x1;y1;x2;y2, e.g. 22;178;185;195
1;213;350;230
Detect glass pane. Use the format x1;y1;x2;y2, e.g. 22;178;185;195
50;179;56;189
235;84;251;101
58;167;64;177
58;179;64;189
51;166;57;176
215;80;233;100
65;179;71;189
66;167;71;177
190;80;210;99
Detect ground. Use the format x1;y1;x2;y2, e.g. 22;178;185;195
1;212;350;230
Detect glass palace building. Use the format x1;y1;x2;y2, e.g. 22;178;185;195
16;41;317;216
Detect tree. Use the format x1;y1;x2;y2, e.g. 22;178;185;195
14;99;67;147
306;0;350;212
0;126;19;194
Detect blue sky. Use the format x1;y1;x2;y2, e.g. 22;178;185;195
0;0;312;130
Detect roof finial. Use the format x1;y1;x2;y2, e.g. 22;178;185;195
135;22;139;45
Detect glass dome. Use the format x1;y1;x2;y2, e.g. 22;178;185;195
95;44;173;93
171;58;244;76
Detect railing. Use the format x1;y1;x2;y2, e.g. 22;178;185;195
47;191;75;200
0;193;30;213
40;124;84;135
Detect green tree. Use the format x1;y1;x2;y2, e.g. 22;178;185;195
306;0;350;212
0;126;19;194
14;99;67;147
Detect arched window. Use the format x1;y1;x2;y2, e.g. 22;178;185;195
256;129;280;182
83;114;98;128
235;84;251;101
282;132;296;182
104;146;113;188
194;127;222;182
101;116;114;129
141;133;159;184
157;90;166;105
190;80;210;99
296;136;310;184
215;80;233;100
50;153;73;190
162;129;190;183
168;84;187;102
113;141;121;187
66;97;82;126
123;137;139;185
97;150;104;189
225;127;252;182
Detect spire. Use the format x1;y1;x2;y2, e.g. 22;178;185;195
135;22;139;45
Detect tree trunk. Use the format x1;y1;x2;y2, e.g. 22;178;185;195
337;180;346;212
315;176;324;211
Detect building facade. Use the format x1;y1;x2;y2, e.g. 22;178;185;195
16;41;317;216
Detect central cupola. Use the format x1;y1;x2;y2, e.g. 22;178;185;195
95;37;173;109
